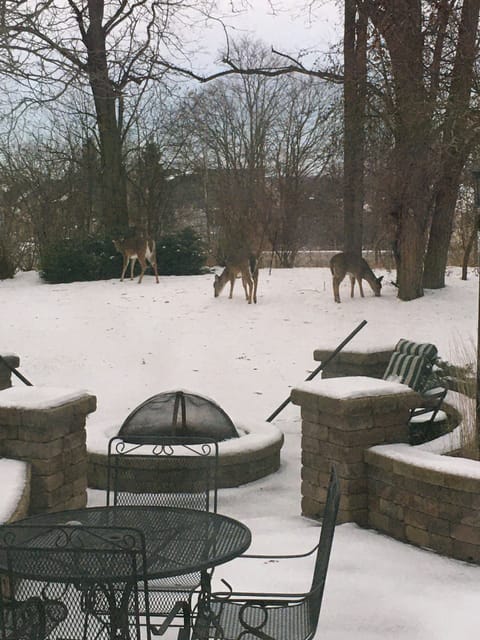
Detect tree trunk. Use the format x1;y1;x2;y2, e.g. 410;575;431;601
343;0;367;256
423;0;480;287
423;159;464;288
461;213;479;280
368;1;433;300
85;0;128;233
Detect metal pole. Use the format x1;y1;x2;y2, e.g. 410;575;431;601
266;319;367;422
0;355;33;386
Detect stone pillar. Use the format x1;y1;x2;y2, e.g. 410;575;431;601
0;354;20;391
291;376;419;526
0;387;96;515
313;348;394;380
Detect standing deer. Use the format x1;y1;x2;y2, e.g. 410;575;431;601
214;254;259;304
330;252;383;303
112;235;159;284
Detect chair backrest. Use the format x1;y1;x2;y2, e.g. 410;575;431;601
309;466;341;629
0;595;67;640
0;524;148;640
106;435;219;512
383;339;438;392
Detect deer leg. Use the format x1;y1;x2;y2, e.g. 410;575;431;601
120;256;129;281
150;257;160;283
349;275;356;298
242;272;253;303
130;257;137;281
332;275;342;303
357;278;365;297
252;268;258;304
228;276;235;298
137;258;147;284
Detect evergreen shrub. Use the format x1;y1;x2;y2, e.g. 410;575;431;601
156;228;206;275
39;228;206;283
40;236;121;283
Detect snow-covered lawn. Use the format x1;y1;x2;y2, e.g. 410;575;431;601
1;266;479;639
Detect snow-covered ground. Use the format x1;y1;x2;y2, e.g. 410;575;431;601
1;266;479;639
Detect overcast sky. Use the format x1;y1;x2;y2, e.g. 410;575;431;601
189;1;342;73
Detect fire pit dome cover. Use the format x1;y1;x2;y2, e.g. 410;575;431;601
118;389;239;443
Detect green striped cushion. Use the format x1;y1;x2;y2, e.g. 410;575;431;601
383;352;429;391
394;339;438;363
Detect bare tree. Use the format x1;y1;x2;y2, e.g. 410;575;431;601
423;0;480;287
343;0;367;256
0;0;221;233
360;0;480;299
271;76;339;266
184;40;284;258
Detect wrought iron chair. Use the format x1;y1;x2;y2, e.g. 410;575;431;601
408;384;448;444
107;435;219;630
194;466;340;640
0;594;67;640
0;523;150;640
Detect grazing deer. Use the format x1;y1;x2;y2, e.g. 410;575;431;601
214;255;259;304
330;252;383;303
112;235;159;284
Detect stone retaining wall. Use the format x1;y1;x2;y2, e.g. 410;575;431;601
313;347;394;380
0;386;96;515
292;376;480;564
366;446;480;563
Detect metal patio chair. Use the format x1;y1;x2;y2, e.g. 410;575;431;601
408;384;448;445
0;523;150;640
382;339;448;444
106;436;219;629
194;466;340;640
0;594;67;640
382;338;439;393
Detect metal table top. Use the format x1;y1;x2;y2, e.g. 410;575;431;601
0;506;251;583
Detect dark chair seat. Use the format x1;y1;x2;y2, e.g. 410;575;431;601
194;467;340;640
207;592;314;640
408;385;448;444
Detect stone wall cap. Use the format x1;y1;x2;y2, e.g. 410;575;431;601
0;386;94;409
88;418;284;458
293;376;414;400
313;347;395;362
368;442;480;480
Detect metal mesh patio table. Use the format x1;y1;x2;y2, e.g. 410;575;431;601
0;506;251;639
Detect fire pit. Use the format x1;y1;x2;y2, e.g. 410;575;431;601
118;389;239;443
87;389;284;490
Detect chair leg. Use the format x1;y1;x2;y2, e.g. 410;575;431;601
177;627;191;640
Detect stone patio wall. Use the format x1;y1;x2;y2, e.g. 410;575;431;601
0;385;96;516
291;375;480;564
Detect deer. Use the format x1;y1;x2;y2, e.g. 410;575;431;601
112;235;159;284
214;254;259;304
330;252;383;303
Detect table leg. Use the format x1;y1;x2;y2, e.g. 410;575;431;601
83;582;135;640
191;571;225;640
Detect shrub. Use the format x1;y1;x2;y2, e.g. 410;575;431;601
40;236;121;283
39;228;206;283
156;228;206;276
